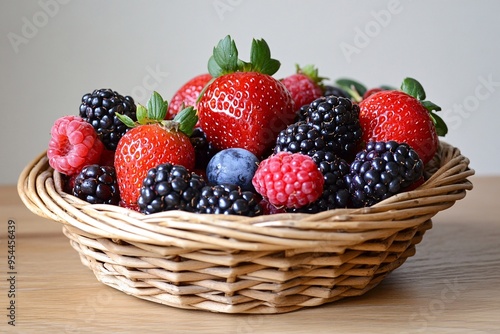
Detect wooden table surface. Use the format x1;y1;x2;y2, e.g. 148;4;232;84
1;176;499;334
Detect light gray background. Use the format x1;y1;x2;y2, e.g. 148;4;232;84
1;0;499;185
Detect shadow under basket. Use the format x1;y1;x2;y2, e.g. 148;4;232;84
17;141;474;314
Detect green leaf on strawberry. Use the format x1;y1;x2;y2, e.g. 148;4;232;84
380;84;396;91
297;64;328;88
136;104;148;125
173;106;197;137
118;112;138;128
400;77;447;136
335;78;367;102
248;38;280;75
429;112;448;136
147;91;168;120
401;77;426;100
116;91;197;137
209;35;239;77
421;100;442;112
207;35;280;78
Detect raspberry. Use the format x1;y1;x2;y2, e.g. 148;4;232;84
252;152;324;209
47;116;104;176
290;151;351;213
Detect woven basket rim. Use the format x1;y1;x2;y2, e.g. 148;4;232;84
17;140;474;251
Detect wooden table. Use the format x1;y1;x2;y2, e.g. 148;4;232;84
1;176;499;333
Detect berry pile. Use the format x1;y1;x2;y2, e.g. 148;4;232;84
46;35;448;217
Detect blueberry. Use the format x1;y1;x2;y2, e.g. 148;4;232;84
206;148;259;191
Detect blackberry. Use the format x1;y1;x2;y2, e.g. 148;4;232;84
79;88;137;151
297;95;362;160
289;151;351;213
274;121;326;158
138;163;206;214
196;184;263;216
345;141;424;207
273;118;353;212
323;85;350;99
73;164;120;205
190;127;218;171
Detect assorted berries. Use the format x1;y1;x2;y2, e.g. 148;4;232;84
46;35;449;217
358;78;447;164
292;151;351;213
197;36;296;159
114;92;196;208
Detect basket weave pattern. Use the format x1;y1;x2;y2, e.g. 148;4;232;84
18;141;474;314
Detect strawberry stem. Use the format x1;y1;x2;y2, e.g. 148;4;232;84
296;64;328;88
116;91;197;137
171;106;197;137
208;35;280;77
335;78;367;102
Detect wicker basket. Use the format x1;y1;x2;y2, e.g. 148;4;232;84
17;141;474;314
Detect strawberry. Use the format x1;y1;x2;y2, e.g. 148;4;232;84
197;35;295;159
167;73;212;120
280;64;326;109
114;91;196;208
358;77;448;164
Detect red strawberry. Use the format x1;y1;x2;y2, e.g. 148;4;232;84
198;36;295;159
167;73;212;120
358;77;448;164
280;64;325;109
114;92;196;208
